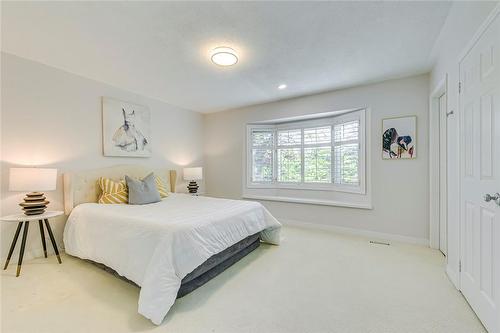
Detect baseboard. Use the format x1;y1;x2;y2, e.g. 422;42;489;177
446;264;460;290
280;218;430;246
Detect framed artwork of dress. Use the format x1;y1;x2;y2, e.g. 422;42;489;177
102;97;151;157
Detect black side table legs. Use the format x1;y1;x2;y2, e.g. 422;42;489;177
44;219;62;264
3;222;23;270
17;221;30;277
3;219;62;277
38;220;47;258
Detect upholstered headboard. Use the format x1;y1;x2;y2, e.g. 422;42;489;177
63;165;177;215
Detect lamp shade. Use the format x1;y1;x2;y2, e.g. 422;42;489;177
183;167;203;181
9;168;57;192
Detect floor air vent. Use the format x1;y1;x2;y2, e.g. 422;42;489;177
370;240;390;246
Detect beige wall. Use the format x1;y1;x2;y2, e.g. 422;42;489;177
204;74;430;243
0;53;204;261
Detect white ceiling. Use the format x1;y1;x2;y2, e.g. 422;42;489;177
1;1;452;113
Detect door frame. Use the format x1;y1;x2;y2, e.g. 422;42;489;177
429;75;448;251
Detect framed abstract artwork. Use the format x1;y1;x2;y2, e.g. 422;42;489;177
102;97;152;157
382;116;416;159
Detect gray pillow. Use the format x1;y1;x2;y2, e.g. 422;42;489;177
125;172;161;205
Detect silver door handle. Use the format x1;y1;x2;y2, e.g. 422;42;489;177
484;193;500;204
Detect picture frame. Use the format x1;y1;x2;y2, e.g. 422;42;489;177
382;115;416;159
102;97;152;157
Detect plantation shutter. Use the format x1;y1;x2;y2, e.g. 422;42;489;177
303;126;332;183
277;129;302;182
333;120;360;185
251;129;274;182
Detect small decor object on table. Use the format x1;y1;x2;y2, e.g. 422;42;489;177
1;211;63;277
102;97;152;157
382;116;416;159
9;168;57;215
183;167;203;195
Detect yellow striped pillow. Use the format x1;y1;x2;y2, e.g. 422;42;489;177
97;177;128;204
155;176;169;198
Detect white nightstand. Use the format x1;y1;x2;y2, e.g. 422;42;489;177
1;210;63;276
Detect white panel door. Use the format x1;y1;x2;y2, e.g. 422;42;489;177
460;11;500;333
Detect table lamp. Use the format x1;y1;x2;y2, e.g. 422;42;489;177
183;167;203;194
9;168;57;215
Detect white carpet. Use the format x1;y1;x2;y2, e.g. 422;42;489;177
1;226;485;333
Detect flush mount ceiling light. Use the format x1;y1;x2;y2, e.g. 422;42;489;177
211;47;238;66
278;84;287;90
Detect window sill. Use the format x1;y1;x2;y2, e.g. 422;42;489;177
241;194;373;209
247;183;365;194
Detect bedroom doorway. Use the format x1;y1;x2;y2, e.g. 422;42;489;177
438;91;447;256
429;75;449;256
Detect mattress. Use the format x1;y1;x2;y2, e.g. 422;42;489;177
87;233;261;298
63;193;281;324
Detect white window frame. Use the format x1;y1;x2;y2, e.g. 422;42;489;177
246;109;366;194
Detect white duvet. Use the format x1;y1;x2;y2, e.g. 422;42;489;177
63;193;281;325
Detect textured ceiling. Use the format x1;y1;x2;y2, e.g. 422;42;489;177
1;1;452;113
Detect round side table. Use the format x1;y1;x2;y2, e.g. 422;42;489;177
1;210;63;276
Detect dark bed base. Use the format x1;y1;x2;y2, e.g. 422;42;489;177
86;233;261;298
178;233;260;297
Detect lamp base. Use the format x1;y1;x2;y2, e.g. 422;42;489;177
19;192;50;215
187;181;199;194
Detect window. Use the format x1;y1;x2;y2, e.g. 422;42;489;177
247;109;366;194
277;129;302;182
333;120;360;185
250;130;274;182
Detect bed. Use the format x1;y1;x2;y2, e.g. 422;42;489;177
62;165;281;325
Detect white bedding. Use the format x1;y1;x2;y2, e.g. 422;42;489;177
63;193;281;325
